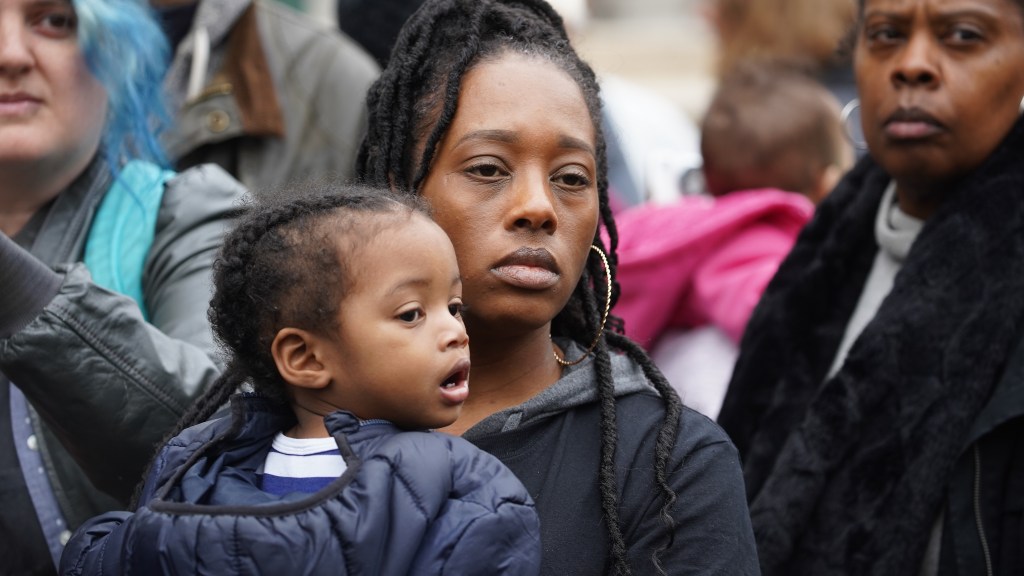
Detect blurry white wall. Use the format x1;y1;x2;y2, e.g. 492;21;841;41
566;0;717;123
282;0;718;123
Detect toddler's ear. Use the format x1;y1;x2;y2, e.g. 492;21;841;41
271;328;331;389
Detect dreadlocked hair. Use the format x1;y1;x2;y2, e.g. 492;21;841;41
130;182;427;508
357;1;683;573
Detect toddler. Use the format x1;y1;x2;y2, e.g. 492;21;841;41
60;184;540;575
614;62;851;417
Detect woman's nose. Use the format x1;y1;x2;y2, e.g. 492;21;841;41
509;169;558;232
892;32;939;88
0;20;34;76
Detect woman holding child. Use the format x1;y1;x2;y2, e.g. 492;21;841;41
358;0;758;574
61;1;758;574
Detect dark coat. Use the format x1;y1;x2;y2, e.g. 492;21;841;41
718;118;1024;576
466;341;760;576
60;396;541;575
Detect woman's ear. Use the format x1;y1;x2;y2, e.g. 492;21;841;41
271;328;331;389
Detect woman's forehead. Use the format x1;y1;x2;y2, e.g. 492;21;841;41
861;0;1019;15
453;53;596;143
2;0;73;9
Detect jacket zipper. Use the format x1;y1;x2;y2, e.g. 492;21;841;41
973;445;993;576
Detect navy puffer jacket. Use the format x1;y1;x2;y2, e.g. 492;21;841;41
60;396;541;575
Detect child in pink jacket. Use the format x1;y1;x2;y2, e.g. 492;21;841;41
613;62;852;418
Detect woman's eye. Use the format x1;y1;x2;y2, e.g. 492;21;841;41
398;308;423;323
866;25;902;44
947;26;983;43
466;163;505;179
555;172;591;188
552;168;592;190
448;302;464;318
35;10;77;35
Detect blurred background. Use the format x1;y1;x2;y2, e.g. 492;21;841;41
252;0;859;417
275;0;857;207
279;0;717;122
569;0;716;123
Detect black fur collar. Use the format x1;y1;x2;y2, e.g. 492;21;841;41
719;118;1024;575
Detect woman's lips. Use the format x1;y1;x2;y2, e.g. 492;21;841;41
885;121;943;139
0;95;41;118
492;247;560;290
0;99;40;117
883;107;944;140
492;264;560;289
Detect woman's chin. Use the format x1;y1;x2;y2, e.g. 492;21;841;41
466;307;561;338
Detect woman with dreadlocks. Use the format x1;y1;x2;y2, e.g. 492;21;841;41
358;1;759;574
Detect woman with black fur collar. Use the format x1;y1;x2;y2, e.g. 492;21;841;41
717;0;1024;574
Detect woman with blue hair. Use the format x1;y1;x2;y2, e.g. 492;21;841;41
0;0;245;573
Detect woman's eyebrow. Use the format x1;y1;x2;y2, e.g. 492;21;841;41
455;129;518;147
932;7;1002;22
453;130;595;156
559;135;596;156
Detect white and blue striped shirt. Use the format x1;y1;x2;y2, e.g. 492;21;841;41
258;433;347;496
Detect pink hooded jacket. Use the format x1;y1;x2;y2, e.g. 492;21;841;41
612;189;814;349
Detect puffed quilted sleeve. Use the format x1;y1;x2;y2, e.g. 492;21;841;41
431;497;541;576
414;436;542;576
59;510;135;576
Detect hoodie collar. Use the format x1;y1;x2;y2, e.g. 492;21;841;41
462;339;655;439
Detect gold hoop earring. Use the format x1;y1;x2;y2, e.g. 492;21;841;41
553;245;612;367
